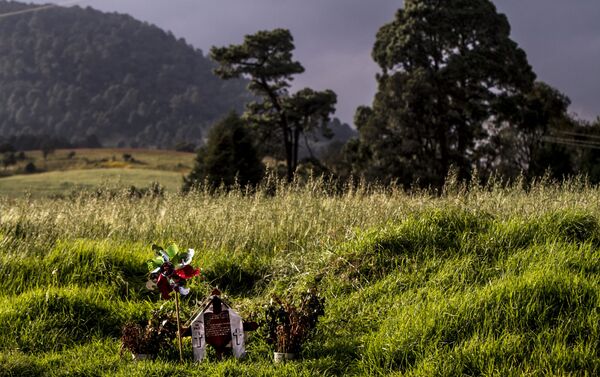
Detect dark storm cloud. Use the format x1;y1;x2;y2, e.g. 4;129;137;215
74;0;400;125
24;0;600;123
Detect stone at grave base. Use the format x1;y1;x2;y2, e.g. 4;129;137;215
131;353;153;361
273;352;297;363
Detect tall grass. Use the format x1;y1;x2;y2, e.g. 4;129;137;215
0;176;598;375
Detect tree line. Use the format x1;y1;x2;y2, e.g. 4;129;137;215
185;0;600;190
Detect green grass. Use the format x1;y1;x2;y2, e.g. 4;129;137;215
0;178;598;375
0;168;186;198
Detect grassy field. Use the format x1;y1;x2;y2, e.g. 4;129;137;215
0;178;598;376
0;168;187;198
0;148;195;198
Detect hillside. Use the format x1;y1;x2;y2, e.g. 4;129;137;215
0;1;249;148
0;180;598;375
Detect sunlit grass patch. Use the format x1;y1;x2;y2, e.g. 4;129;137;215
356;249;599;375
0;286;148;353
0;239;149;296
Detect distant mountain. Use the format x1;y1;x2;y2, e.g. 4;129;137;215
0;1;250;148
302;118;357;158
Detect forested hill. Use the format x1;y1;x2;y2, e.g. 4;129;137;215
0;2;250;148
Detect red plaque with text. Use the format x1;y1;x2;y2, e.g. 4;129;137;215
204;310;231;348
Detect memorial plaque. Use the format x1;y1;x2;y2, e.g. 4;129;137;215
204;310;231;347
190;290;249;361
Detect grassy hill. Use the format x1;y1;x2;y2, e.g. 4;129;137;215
0;148;195;197
0;179;598;375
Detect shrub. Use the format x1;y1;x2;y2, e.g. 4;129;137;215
120;309;178;357
263;290;325;354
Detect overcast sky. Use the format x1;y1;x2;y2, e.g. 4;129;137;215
27;0;600;125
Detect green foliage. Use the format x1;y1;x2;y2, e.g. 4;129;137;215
211;29;304;92
0;239;147;296
0;2;249;148
354;0;537;187
320;208;599;375
183;112;265;191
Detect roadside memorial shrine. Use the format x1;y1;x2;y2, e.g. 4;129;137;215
122;243;262;363
145;243;200;362
189;288;257;361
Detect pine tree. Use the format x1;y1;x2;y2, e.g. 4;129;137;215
355;0;536;186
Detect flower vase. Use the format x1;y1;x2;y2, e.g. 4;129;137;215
132;353;152;361
273;352;296;363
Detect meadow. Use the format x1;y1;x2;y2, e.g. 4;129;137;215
0;176;598;376
0;148;195;198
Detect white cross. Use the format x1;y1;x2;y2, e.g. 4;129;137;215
232;328;243;346
192;323;204;348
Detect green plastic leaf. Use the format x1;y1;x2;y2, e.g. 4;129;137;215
147;256;163;271
166;244;178;258
166;243;182;264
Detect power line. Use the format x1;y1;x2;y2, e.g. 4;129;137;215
541;136;600;150
546;136;600;146
0;1;87;20
552;130;600;141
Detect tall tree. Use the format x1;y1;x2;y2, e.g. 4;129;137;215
210;29;337;181
282;88;337;172
182;112;264;191
355;0;536;186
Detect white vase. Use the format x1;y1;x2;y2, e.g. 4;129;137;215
132;353;152;361
273;352;296;363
